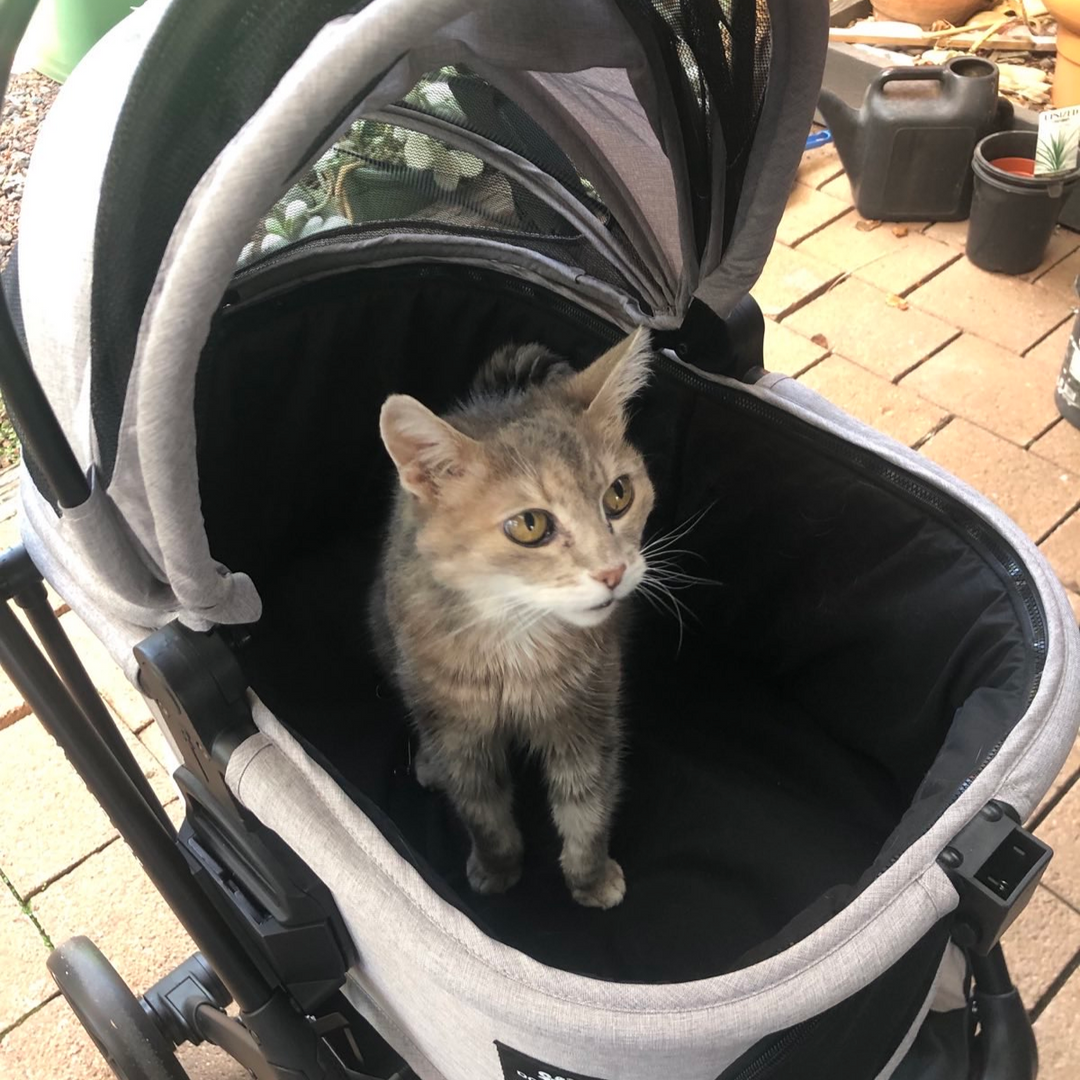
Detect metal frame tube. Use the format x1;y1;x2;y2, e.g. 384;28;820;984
13;568;175;835
0;597;272;1011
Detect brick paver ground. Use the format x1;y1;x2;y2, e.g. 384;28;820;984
0;138;1078;1078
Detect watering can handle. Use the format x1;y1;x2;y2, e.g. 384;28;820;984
872;65;946;92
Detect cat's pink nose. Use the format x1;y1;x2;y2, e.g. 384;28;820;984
593;564;626;590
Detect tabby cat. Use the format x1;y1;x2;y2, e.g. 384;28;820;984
369;328;654;908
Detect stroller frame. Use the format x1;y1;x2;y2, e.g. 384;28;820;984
0;1;1066;1077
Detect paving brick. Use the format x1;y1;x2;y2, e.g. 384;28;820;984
750;243;843;320
0;995;252;1079
1023;226;1080;286
1036;967;1080;1080
0;715;175;898
1035;242;1080;301
1032;420;1080;475
0;997;113;1079
796;141;845;190
923;219;968;249
919;419;1080;540
137;721;180;780
784;277;958;380
1041;513;1080;594
58;611;153;734
32;838;197;998
177;1041;253;1080
762;318;829;378
908;258;1073;355
1033;733;1080;821
1025;318;1074;367
0;888;54;1033
819;171;854;208
1036;780;1080;909
798;355;947;446
900;334;1062;447
797;216;954;297
774;184;850;247
1068;590;1080;625
1004;885;1080;1008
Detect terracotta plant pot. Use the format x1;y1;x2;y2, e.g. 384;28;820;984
990;156;1036;177
871;1;993;27
1045;0;1080;105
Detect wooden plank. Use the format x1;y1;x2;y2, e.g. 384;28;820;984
828;26;1055;50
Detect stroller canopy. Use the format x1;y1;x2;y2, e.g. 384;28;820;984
15;0;826;633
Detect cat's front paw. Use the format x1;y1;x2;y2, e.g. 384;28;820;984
414;750;441;790
466;849;522;895
570;858;626;909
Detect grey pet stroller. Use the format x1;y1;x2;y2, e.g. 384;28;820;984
0;0;1078;1078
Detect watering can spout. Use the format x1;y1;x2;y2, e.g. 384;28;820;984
817;90;861;180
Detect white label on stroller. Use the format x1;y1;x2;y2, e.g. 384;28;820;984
495;1041;610;1080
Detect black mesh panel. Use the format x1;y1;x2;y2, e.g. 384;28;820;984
617;0;772;249
239;71;648;304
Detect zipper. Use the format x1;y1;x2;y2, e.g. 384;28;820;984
654;352;1048;804
724;1018;821;1080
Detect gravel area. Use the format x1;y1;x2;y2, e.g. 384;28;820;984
0;70;60;468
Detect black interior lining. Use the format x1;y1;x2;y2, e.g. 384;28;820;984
195;264;1034;983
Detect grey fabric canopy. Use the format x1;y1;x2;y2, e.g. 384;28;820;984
16;0;826;634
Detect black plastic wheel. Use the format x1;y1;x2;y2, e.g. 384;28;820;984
47;936;191;1080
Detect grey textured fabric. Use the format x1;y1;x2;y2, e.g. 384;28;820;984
695;2;831;315
17;0;167;456
20;468;182;635
929;945;968;1013
514;67;683;292
227;701;954;1080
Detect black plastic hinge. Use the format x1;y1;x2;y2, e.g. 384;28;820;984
133;621;257;808
938;801;1052;956
652;296;766;383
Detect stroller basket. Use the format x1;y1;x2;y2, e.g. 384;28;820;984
0;2;1076;1079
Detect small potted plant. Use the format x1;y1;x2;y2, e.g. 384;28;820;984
240;108;485;267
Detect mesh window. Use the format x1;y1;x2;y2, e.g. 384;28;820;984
397;66;613;222
239;68;646;302
618;0;772;250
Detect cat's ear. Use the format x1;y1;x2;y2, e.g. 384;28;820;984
567;327;651;434
379;395;478;501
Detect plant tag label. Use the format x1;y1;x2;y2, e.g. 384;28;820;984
1036;106;1080;176
495;1042;611;1080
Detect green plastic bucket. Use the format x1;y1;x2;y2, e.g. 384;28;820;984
19;0;142;84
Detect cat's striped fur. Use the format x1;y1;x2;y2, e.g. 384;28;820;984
370;330;653;908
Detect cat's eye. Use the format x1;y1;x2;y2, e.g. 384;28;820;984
504;509;554;546
602;476;634;518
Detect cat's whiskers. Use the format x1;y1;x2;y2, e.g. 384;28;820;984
642;559;722;590
635;577;687;653
640;501;717;560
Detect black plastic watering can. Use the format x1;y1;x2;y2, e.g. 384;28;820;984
818;56;1010;222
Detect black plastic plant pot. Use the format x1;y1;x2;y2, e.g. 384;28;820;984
1056;290;1080;430
967;130;1080;275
